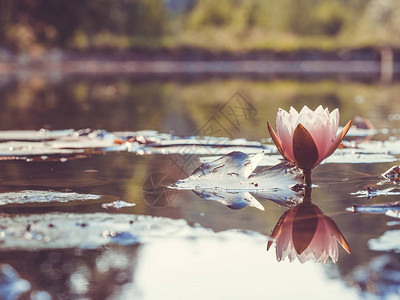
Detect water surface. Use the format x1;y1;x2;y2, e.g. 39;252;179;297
0;75;399;299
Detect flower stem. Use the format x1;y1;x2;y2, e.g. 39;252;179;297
303;169;312;187
303;186;312;204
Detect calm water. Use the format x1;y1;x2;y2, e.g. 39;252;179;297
0;74;400;299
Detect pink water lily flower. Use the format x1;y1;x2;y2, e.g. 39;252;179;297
267;202;350;263
267;106;351;172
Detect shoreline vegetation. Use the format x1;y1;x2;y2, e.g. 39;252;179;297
1;0;400;81
0;48;397;83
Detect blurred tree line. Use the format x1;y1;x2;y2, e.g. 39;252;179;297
1;0;400;55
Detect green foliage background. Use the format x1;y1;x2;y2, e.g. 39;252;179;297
1;0;400;54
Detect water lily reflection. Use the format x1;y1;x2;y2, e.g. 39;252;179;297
267;189;350;263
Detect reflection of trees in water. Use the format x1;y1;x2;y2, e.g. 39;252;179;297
0;245;139;299
0;77;168;131
1;77;399;136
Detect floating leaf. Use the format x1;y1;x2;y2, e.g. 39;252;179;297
171;152;302;190
172;151;265;189
0;190;101;206
347;202;400;219
200;154;283;167
0;130;272;162
0;213;237;250
0;129;75;141
322;151;398;164
171;152;303;209
248;162;303;190
101;200;136;209
351;187;400;199
382;165;400;183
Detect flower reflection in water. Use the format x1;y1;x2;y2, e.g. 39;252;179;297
267;188;350;263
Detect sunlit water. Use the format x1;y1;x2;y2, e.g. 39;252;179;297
0;74;399;299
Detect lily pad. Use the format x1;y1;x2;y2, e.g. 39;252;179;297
382;165;400;183
322;151;398;164
348;202;400;219
0;129;75;141
0;190;101;206
170;152;302;209
101;200;136;209
172;152;302;190
0;130;272;162
351;187;400;199
171;151;265;190
0;213;218;250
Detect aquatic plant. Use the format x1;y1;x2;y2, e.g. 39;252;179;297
267;105;351;186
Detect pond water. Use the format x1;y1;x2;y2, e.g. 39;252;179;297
0;74;400;299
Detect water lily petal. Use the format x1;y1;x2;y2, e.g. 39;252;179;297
326;109;340;145
276;117;296;162
292;124;319;170
288;107;299;126
319;120;352;165
305;114;329;163
267;121;291;162
299;105;313;116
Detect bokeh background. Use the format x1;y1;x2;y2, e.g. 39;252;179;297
1;0;400;54
0;0;400;134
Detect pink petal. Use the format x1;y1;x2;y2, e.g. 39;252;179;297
288;106;299;125
317;120;352;165
277;117;296;162
267;121;291;163
305;114;329;163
